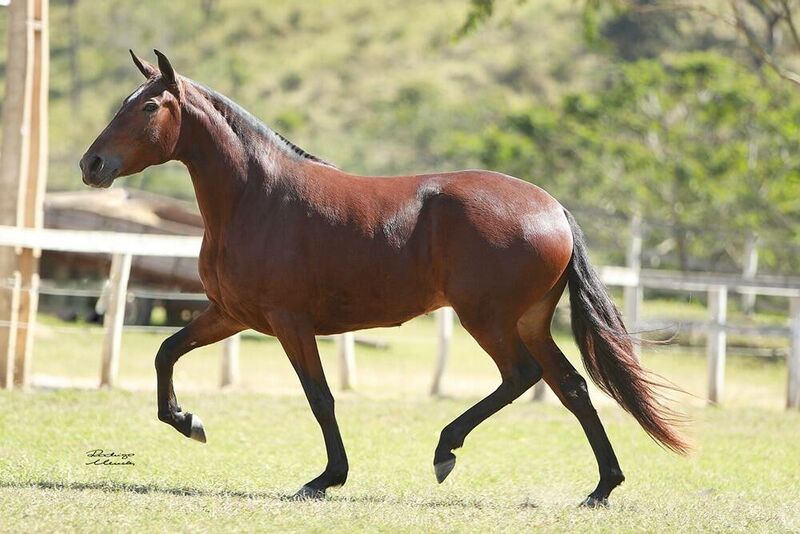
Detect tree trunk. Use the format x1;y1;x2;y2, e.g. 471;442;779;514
66;0;81;109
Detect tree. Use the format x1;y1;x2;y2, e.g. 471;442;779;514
586;1;800;87
444;52;800;272
461;1;800;88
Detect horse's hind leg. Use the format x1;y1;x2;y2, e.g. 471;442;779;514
433;315;543;483
520;329;625;507
267;309;349;499
155;304;242;442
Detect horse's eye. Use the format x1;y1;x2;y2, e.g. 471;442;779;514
143;102;159;113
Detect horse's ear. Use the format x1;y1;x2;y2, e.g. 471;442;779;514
153;49;181;97
129;49;157;79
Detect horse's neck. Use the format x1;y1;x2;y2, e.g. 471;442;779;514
176;100;291;240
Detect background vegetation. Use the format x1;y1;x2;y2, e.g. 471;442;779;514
0;0;798;274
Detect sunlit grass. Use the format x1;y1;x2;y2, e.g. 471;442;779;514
3;311;798;531
2;390;799;532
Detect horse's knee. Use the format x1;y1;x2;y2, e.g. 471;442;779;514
559;372;595;416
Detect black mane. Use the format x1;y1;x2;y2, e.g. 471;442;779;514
190;80;335;168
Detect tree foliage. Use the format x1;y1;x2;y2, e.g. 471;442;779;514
444;52;800;271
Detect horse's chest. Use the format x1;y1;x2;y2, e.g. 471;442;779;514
197;232;291;315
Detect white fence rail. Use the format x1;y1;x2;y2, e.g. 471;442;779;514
0;225;799;409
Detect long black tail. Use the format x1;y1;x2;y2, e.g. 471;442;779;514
564;209;689;454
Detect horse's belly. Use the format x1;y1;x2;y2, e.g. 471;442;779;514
206;242;440;335
309;272;445;334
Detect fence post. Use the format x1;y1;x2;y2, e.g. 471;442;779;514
100;253;132;388
707;286;727;405
14;259;39;389
220;333;241;388
430;306;453;397
531;380;548;402
788;297;800;409
0;0;32;391
338;331;356;391
14;0;48;390
0;272;22;389
624;214;643;358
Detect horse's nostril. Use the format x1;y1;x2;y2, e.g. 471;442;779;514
89;155;104;174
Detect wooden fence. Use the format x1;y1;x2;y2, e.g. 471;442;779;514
0;225;798;409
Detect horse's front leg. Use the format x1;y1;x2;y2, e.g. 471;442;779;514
268;309;349;499
155;304;242;442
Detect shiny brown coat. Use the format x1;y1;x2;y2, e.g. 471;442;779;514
80;51;685;506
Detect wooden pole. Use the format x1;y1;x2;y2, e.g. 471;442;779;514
220;333;240;388
1;273;22;389
13;0;48;389
624;213;643;358
100;253;132;388
0;0;34;389
430;306;453;397
788;297;800;409
707;286;727;405
338;331;356;390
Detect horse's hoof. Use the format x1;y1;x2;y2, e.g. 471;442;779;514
434;454;457;483
189;413;207;443
579;495;609;508
292;485;325;500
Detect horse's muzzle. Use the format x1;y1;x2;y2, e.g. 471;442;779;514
80;152;120;188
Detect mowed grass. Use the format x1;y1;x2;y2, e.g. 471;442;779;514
1;314;799;532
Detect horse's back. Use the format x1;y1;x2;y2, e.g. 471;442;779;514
324;168;574;321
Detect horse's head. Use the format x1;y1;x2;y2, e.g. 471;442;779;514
80;50;184;188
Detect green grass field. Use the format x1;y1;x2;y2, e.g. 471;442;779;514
2;314;799;532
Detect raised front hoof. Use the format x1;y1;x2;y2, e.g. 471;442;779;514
579;495;609;508
188;413;207;443
292;485;326;501
434;453;457;484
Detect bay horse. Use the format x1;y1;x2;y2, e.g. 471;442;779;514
80;50;687;506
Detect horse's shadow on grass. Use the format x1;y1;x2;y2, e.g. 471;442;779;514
2;480;502;509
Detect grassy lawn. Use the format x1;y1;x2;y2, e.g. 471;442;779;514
2;314;799;532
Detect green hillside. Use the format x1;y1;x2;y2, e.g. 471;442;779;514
0;0;593;196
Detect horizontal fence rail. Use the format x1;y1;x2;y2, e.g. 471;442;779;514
0;225;799;409
0;225;202;257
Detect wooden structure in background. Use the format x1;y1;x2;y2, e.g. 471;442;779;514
430;306;452;397
99;252;132;388
0;226;201;388
338;332;356;390
220;333;241;388
0;0;49;390
706;286;728;404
